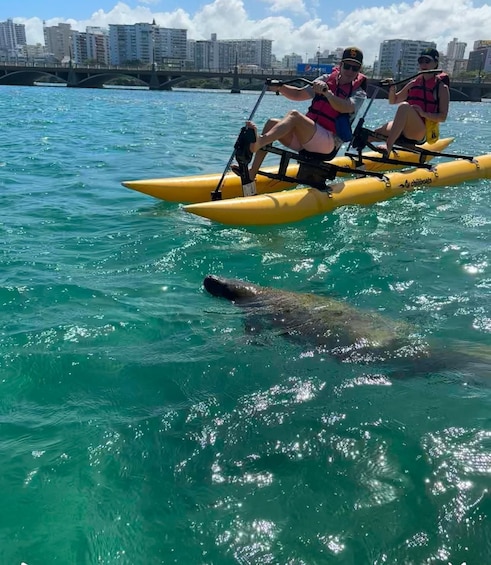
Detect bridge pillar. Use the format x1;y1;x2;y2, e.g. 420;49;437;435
469;86;482;102
66;67;78;87
231;65;240;94
149;69;160;90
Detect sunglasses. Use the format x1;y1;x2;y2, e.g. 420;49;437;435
343;62;361;71
418;57;433;64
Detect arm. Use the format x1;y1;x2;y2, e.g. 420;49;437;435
349;87;367;116
325;89;357;113
313;76;359;114
387;80;415;105
273;83;313;101
272;72;329;102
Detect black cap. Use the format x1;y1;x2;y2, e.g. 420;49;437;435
341;46;363;65
419;48;439;62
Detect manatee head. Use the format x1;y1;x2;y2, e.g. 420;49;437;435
203;275;259;302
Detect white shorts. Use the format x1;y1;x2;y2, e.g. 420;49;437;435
288;124;336;154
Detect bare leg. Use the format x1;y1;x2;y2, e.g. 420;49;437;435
372;122;392;138
248;118;280;178
249;110;316;152
245;110;317;179
383;102;426;153
385;103;425;153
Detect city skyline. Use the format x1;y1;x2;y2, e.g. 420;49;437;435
2;0;491;65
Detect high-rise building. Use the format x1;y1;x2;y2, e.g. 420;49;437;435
445;37;467;75
71;31;87;64
282;53;303;70
193;35;272;70
153;27;187;63
473;40;491;50
86;27;110;65
446;37;466;60
43;22;72;61
193;39;218;70
0;18;26;59
109;23;152;65
22;43;47;63
232;38;272;69
108;23;187;66
186;39;196;67
467;44;491;73
377;39;436;79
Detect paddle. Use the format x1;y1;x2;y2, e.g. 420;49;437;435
348;81;382;152
379;68;443;88
211;82;268;200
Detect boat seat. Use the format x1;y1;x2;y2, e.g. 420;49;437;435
298;148;339;162
296;148;340;185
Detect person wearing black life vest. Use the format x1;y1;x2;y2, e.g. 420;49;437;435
234;47;367;181
373;47;450;155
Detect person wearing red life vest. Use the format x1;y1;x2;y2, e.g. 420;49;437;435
374;47;450;154
236;47;367;180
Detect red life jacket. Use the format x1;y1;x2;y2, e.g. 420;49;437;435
306;67;367;133
406;72;450;115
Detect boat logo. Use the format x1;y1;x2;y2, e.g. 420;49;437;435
398;177;433;190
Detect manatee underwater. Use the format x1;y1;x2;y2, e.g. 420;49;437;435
203;275;491;375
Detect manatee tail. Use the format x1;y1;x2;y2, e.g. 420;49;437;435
428;340;491;380
455;341;491;373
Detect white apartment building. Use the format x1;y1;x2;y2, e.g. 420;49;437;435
153;27;187;62
109;23;152;65
445;38;467;75
43;22;72;61
86;27;110;65
186;40;196;67
71;31;87;64
447;38;466;60
187;35;271;70
192;34;272;70
229;38;272;69
377;39;437;79
108;23;187;66
0;18;26;49
0;18;26;60
22;43;46;60
193;39;218;70
282;53;303;70
57;27;110;65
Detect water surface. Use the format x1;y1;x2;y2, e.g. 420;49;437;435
0;85;490;564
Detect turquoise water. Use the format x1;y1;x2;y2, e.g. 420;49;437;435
1;84;490;564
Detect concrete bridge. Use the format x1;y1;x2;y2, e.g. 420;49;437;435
0;62;489;101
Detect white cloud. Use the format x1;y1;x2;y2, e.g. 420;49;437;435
13;0;491;65
261;0;308;16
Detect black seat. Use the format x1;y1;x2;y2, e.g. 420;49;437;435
298;148;338;162
296;148;340;187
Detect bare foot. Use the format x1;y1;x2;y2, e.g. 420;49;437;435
376;143;392;158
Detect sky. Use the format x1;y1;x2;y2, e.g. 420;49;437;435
3;0;491;65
